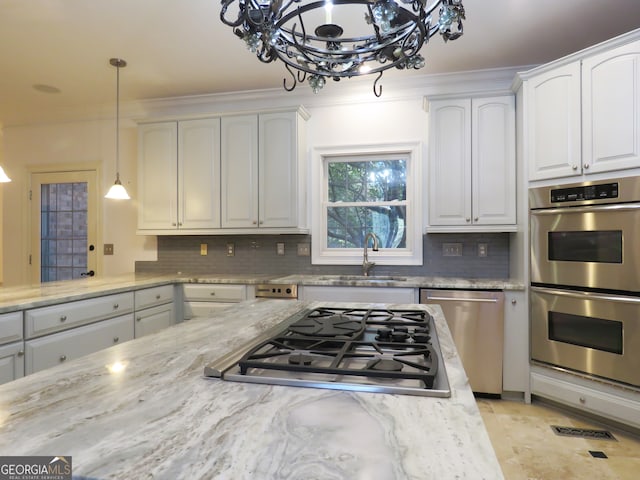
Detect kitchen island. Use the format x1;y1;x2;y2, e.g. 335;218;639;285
0;299;503;479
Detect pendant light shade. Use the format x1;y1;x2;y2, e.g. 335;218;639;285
105;58;130;200
0;165;11;183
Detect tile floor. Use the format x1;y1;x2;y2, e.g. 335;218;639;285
477;397;640;480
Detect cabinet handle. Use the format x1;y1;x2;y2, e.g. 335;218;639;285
172;223;177;227
210;292;216;296
178;222;183;226
17;350;24;357
113;303;119;309
474;217;478;222
136;317;141;321
113;337;119;343
511;299;517;305
583;163;590;169
155;294;161;299
253;220;257;225
579;396;586;404
60;355;67;362
259;220;264;225
465;218;470;222
572;164;578;170
60;315;67;322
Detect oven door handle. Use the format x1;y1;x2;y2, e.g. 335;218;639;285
531;286;640;304
530;203;640;215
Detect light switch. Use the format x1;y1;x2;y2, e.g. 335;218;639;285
297;243;310;256
200;243;208;256
104;244;114;255
226;243;235;256
276;242;285;255
443;243;462;256
478;243;488;257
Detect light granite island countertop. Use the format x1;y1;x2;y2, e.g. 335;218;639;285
0;299;503;480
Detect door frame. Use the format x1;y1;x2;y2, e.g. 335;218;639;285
28;162;103;283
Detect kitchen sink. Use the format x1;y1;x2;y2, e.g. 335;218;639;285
316;275;408;282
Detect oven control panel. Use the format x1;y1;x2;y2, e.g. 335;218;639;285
550;182;618;203
255;284;298;299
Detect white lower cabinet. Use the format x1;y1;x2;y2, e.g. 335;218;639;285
299;286;417;304
135;304;174;337
0;342;24;384
502;290;530;398
134;285;175;337
24;314;134;375
182;284;248;320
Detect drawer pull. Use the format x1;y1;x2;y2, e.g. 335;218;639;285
210;292;216;296
113;337;119;343
136;317;141;322
60;355;67;362
113;303;119;309
156;294;161;299
60;315;67;322
17;350;24;357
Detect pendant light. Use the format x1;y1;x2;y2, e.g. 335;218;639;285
0;166;11;183
105;58;130;200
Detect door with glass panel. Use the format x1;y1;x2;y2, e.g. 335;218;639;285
30;170;98;283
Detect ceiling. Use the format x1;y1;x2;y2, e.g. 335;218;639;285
1;0;639;127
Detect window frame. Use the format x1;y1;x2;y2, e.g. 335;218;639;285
311;142;423;265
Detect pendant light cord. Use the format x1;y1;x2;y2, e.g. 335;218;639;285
115;61;120;181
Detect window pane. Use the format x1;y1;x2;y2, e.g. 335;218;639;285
328;159;406;203
327;205;406;248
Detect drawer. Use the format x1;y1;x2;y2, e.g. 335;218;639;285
0;341;24;385
182;284;247;303
135;285;174;310
0;311;23;345
25;292;134;339
25;314;134;375
183;301;235;320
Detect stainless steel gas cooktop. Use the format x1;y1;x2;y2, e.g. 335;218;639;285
205;305;451;397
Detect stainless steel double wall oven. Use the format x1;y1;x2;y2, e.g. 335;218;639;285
530;176;640;388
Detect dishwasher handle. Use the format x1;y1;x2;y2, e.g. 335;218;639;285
422;295;499;304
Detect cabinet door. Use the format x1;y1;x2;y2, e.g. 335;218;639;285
138;122;178;229
135;304;174;338
428;99;472;226
0;342;24;385
472;96;516;225
526;62;582;180
583;39;640;173
259;112;299;227
178;118;221;229
221;115;259;228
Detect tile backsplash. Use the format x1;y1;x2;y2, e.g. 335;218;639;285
135;233;509;279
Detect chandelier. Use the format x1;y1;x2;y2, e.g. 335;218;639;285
220;0;465;96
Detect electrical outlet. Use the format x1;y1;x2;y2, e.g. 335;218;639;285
276;242;285;255
443;243;462;256
297;243;310;256
478;243;488;257
200;243;208;256
226;243;235;256
104;244;114;255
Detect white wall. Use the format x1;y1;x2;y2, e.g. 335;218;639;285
2;119;156;286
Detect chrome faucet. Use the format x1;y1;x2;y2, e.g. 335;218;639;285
362;232;380;276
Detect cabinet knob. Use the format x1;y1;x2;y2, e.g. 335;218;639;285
511;299;517;305
583;163;590;169
572;164;578;170
60;355;67;362
155;294;161;299
253;220;257;225
465;218;470;222
178;222;183;226
259;220;264;225
474;217;478;222
136;317;141;321
60;315;67;322
113;337;119;343
172;223;177;227
210;292;216;296
579;396;586;404
17;350;24;357
113;303;119;309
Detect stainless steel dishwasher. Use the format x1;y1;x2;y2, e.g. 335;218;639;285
420;289;504;394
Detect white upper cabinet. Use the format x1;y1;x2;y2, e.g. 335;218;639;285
428;95;516;231
524;34;640;181
221;110;308;230
138;118;221;231
524;63;582;181
582;39;640;174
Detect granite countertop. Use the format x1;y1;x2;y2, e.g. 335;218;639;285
0;273;524;313
0;299;503;479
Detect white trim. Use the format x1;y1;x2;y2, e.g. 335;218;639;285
311;142;423;266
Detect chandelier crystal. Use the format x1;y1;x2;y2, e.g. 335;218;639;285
220;0;465;96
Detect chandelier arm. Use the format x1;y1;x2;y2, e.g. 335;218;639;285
366;3;383;43
297;70;307;82
283;63;298;91
220;0;247;28
373;71;383;97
